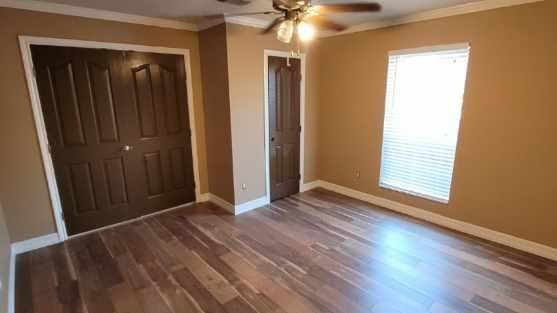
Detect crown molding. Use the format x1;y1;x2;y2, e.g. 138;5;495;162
225;15;268;29
321;0;545;38
195;15;267;32
0;0;197;31
0;0;544;34
213;0;544;35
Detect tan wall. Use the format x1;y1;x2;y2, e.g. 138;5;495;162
0;7;208;242
225;23;319;204
0;201;11;313
315;1;557;248
303;44;321;183
199;24;235;203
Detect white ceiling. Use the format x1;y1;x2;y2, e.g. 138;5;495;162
27;0;486;27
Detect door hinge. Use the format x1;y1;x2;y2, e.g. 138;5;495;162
298;125;302;133
32;66;37;77
298;173;301;181
60;211;65;221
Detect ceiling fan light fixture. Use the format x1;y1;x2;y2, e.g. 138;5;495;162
276;20;295;43
260;0;380;43
297;21;316;42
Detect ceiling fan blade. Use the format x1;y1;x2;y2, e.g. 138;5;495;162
305;15;347;32
226;11;281;17
216;0;253;5
314;2;381;14
261;17;286;34
205;11;280;19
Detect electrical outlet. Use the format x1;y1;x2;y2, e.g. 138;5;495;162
241;183;248;190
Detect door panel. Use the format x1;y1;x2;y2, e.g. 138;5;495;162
161;66;183;134
143;152;165;197
32;46;133;234
50;61;87;146
88;62;120;143
66;162;97;214
169;147;187;189
132;64;159;138
103;157;129;206
122;51;195;216
32;46;195;235
268;56;301;201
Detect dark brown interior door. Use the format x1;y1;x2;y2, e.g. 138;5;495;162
268;56;301;201
124;51;195;216
31;45;195;235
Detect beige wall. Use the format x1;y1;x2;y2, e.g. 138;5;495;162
303;44;322;184
315;1;557;248
199;24;235;203
0;7;208;242
0;201;11;313
198;22;320;205
225;23;319;204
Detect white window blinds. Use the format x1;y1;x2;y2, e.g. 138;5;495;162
379;44;470;203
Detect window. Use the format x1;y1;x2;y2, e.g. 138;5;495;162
379;44;470;203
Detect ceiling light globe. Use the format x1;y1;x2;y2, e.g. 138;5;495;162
277;20;295;43
297;21;315;42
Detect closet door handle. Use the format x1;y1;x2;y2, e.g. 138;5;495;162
121;145;133;152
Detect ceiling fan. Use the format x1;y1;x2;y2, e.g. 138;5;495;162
215;0;381;43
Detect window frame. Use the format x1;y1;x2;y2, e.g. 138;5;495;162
378;43;471;204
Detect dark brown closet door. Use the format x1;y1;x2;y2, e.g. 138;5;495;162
31;45;140;234
32;46;195;235
268;56;301;201
123;51;195;216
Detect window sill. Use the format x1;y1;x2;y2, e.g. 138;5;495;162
379;182;450;204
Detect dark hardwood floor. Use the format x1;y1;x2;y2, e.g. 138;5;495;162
16;188;557;313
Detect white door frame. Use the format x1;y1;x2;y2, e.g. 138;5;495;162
263;49;306;203
19;35;202;241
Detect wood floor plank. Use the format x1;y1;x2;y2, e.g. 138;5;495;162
220;252;322;313
66;236;116;313
15;253;34;313
108;283;146;313
238;208;432;310
173;265;229;313
158;216;240;304
184;217;290;313
15;189;557;313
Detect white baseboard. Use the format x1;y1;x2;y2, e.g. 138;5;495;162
8;249;15;313
197;193;210;202
234;196;268;215
8;232;60;313
302;180;557;262
300;180;322;192
205;193;235;214
203;193;268;215
11;233;60;255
